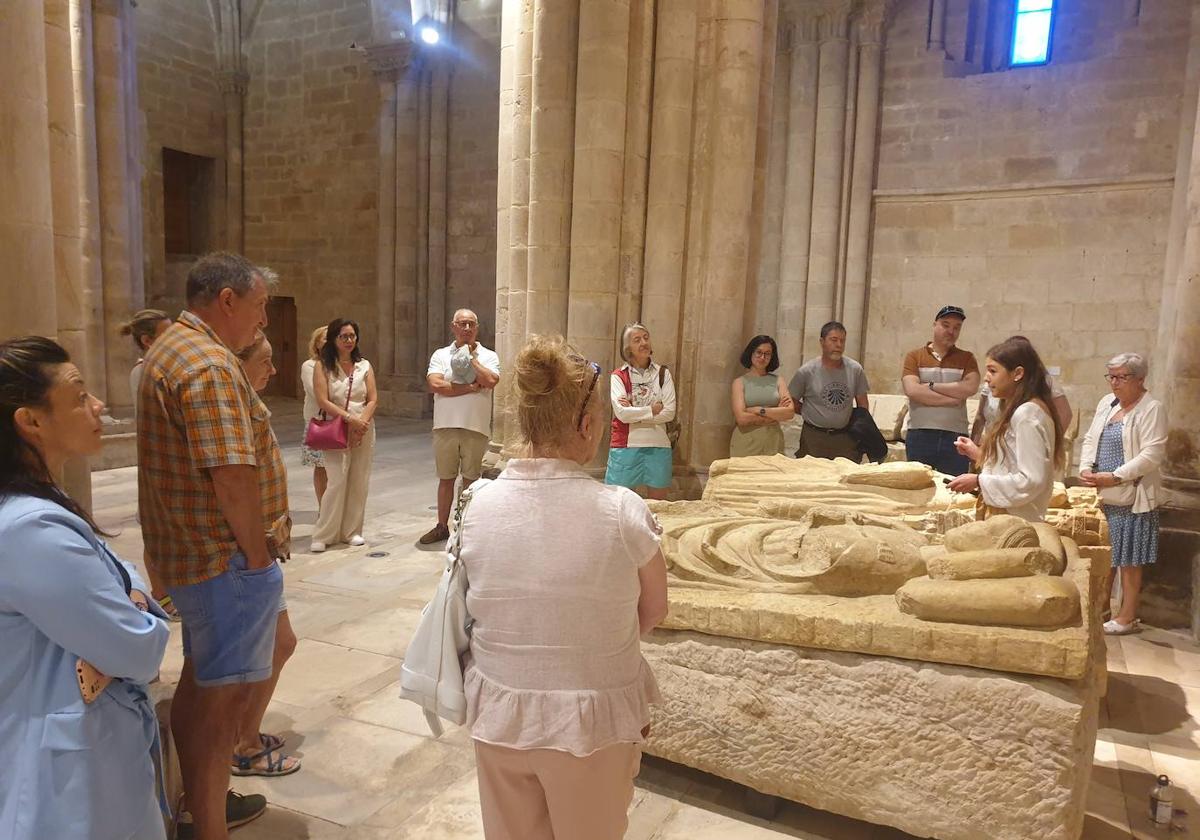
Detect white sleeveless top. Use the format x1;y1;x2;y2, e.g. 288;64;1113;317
318;358;371;417
459;458;662;756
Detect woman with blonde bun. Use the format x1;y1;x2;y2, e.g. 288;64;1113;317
459;334;669;840
120;309;171;419
121;308;175;617
300;325;329;504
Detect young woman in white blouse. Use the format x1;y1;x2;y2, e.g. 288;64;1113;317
948;336;1065;521
459;334;669;840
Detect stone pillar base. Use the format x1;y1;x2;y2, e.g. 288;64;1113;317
1146;505;1200;640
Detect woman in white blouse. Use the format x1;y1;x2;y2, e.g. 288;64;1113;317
948;336;1065;521
459;334;669;840
300;325;329;504
1078;352;1168;635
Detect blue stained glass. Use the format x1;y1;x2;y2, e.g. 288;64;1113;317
1011;8;1052;65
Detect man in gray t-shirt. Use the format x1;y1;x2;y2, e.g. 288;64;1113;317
788;321;870;462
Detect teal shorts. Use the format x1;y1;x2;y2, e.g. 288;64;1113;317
605;446;673;489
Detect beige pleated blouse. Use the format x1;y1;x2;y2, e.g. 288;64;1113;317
459;458;662;757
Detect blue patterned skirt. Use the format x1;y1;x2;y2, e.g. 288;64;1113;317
1102;505;1159;568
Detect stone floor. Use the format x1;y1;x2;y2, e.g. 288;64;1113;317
92;398;1200;839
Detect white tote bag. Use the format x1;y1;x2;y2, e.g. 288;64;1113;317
399;479;490;736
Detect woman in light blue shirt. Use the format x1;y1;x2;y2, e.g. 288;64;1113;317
0;336;170;840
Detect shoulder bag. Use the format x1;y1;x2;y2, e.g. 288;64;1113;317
399;478;490;736
657;365;681;448
304;366;354;451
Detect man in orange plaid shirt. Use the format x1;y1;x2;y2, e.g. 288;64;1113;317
138;252;289;839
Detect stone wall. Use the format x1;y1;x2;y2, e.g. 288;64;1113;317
863;0;1191;422
243;0;379;368
134;0;226;312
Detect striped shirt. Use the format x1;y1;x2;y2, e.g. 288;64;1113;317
902;343;979;435
137;311;289;586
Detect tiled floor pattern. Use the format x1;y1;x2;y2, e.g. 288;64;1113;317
92;398;1200;839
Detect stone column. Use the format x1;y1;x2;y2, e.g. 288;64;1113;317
641;0;698;369
753;29;790;339
0;0;59;340
1155;0;1200;378
929;0;947;53
505;0;535;359
566;0;631;367
367;46;402;376
682;0;765;469
842;8;886;360
70;0;108;394
1161;62;1200;640
46;0;89;366
615;0;656;349
219;70;248;253
94;0;140;412
775;14;819;369
803;4;851;350
743;0;780;342
428;55;451;358
416;68;431;366
496;5;515;362
525;0;579;335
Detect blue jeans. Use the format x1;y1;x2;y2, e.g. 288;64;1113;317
168;552;283;687
905;428;970;476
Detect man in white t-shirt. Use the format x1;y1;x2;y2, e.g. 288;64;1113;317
421;309;500;544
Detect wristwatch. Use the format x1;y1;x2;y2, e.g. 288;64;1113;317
927;382;937;392
758;407;767;417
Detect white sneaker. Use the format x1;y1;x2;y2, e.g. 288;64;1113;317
1103;618;1139;635
349;535;366;547
310;541;326;553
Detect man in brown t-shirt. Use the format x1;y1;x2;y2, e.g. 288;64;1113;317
900;305;980;474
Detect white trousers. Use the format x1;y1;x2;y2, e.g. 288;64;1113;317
311;426;375;544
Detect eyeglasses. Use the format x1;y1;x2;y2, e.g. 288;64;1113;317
752;350;772;359
577;360;601;430
454;320;478;329
1104;373;1133;383
337;334;357;342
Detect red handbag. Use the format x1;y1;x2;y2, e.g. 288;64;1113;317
304;367;354;451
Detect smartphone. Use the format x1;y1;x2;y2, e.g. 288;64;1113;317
76;658;112;704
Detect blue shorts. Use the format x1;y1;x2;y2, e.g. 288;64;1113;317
605;446;673;489
168;552;284;688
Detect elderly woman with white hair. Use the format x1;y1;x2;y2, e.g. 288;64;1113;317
606;323;677;500
1079;352;1168;635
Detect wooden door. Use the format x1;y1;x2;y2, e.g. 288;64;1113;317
263;296;298;398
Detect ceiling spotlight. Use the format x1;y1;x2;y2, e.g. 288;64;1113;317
419;24;440;44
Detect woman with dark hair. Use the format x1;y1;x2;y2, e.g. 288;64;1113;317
310;318;377;552
948;336;1064;521
0;336;170;840
729;334;794;457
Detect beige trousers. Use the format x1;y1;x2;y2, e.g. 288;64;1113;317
474;740;641;840
311;426;375;544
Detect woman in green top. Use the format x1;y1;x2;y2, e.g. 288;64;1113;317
730;335;795;457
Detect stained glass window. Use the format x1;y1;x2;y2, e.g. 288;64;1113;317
1011;0;1055;66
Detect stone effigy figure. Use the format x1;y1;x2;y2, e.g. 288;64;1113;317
659;500;1082;628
